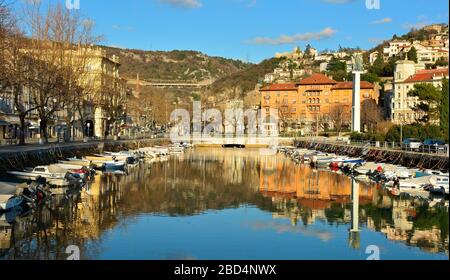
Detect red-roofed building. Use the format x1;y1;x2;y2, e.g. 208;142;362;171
296;73;337;85
260;73;379;131
389;59;449;124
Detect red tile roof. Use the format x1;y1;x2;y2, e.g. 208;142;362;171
403;68;449;83
331;81;375;90
297;73;337;85
260;83;297;91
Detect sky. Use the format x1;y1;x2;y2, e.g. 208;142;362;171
14;0;450;63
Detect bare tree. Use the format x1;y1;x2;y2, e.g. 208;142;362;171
361;99;383;133
1;3;43;145
329;103;350;136
23;1;101;143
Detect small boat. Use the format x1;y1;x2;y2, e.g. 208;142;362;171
427;175;449;196
415;169;449;178
330;157;365;168
103;152;139;165
168;145;185;154
7;166;83;187
84;156;126;170
50;164;91;179
142;146;169;156
8;165;68;181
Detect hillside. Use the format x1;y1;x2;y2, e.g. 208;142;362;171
365;23;449;57
208;57;282;96
101;46;251;82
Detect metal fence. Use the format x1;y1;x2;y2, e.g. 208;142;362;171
298;137;450;156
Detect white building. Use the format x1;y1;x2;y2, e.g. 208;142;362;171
388;59;449;124
383;40;412;59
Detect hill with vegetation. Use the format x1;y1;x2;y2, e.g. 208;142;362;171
208;57;282;96
101;46;251;82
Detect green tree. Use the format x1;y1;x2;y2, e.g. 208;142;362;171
441;78;449;141
407;46;418;63
328;57;346;72
408;83;441;123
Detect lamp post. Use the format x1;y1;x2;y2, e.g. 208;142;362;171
86;122;91;142
399;113;404;148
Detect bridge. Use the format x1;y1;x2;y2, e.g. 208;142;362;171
127;78;213;89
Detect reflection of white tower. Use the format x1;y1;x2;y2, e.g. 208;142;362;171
349;178;360;249
351;71;362;132
351;179;360;232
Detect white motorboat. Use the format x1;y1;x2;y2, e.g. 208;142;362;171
386;175;448;193
8;165;69;181
7;166;83;187
103;151;139;164
84;156;126;170
168;144;185;154
428;175;449;196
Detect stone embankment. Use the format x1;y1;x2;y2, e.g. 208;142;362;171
0;138;169;174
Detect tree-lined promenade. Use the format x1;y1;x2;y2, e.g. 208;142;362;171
0;1;127;146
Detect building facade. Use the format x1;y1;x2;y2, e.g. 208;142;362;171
388;60;449;124
0;47;126;143
260;73;378;130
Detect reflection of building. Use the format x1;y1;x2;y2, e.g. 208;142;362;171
259;156;375;208
0;219;11;252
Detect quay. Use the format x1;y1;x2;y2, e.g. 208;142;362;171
1;136;449;174
0;138;169;174
294;139;449;171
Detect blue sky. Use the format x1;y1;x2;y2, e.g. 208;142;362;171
16;0;450;63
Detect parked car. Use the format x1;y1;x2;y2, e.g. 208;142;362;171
402;138;422;151
420;139;447;153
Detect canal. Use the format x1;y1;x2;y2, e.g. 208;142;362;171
1;148;448;260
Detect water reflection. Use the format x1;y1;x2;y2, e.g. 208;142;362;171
0;148;448;260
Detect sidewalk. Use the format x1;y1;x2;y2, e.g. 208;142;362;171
0;135;168;155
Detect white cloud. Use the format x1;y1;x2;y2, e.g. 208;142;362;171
248;27;337;45
112;25;135;32
321;0;355;3
368;38;385;44
403;21;430;30
371;18;393;25
159;0;202;9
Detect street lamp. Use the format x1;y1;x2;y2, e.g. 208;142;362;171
399;113;404;147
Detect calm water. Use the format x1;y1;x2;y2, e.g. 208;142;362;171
0;148;448;260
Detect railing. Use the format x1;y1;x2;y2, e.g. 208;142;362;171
297;137;450;156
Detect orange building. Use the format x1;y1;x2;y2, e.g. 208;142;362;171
259;73;379;128
296;73;337;122
260;83;299;120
